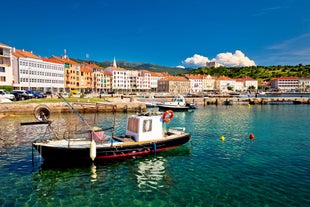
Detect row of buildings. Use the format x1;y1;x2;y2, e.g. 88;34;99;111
1;43;310;95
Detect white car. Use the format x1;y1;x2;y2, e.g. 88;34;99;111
0;89;15;101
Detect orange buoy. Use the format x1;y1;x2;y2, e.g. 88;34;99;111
249;133;255;140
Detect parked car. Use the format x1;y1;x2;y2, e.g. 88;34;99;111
45;91;53;96
11;90;32;101
69;89;78;94
0;89;15;101
26;90;44;98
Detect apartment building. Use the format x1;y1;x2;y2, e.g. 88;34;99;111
235;77;258;91
270;77;299;91
298;77;310;91
0;43;13;86
157;76;190;94
202;74;216;92
12;49;64;92
215;76;236;92
105;66;130;92
184;74;204;93
149;72;168;92
90;63;111;93
79;64;93;93
49;56;80;93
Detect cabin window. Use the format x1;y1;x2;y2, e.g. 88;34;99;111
127;117;138;133
143;119;152;132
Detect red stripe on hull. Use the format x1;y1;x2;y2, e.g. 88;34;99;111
95;145;182;160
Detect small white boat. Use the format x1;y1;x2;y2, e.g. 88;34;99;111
145;102;158;108
157;95;196;112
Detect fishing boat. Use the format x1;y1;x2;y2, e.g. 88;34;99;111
157;95;197;112
28;96;191;164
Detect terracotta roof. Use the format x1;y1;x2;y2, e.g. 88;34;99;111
80;65;92;73
84;62;103;69
150;72;167;77
105;66;127;71
160;76;189;81
216;76;234;80
184;74;204;79
0;43;11;48
271;76;298;80
42;57;63;64
13;49;41;59
235;76;256;82
50;56;79;65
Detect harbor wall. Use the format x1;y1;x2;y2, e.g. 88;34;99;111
1;96;310;117
138;96;310;105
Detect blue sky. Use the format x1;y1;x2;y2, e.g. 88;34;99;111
2;0;310;68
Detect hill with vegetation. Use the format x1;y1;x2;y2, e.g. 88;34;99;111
188;64;310;81
74;59;189;75
74;58;310;81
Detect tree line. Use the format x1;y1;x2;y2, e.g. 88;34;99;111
188;64;310;81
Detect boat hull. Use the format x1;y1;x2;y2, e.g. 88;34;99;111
33;133;191;163
157;105;189;112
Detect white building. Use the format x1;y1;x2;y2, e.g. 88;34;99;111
184;74;204;93
12;49;64;92
235;77;258;91
298;78;310;91
202;75;216;91
150;72;167;92
270;77;299;91
216;76;236;92
104;66;130;91
0;43;14;86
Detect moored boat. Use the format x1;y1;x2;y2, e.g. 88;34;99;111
157;95;197;112
29;102;191;164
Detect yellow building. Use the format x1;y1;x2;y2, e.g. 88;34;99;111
49;56;80;93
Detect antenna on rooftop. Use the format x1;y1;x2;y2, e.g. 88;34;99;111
63;49;67;59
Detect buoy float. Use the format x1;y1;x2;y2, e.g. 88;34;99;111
249;133;255;140
220;136;225;141
248;104;251;108
162;110;174;123
90;139;97;161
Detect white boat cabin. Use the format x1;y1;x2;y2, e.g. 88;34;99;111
126;114;163;142
164;95;186;106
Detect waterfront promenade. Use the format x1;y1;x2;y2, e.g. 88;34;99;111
1;94;310;117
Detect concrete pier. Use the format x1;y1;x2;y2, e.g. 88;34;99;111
0;96;309;117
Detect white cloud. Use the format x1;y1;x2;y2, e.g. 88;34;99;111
176;65;185;69
181;50;256;68
215;50;256;67
182;54;210;67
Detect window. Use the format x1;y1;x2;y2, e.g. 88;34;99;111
127;117;139;133
143;119;152;132
0;67;5;72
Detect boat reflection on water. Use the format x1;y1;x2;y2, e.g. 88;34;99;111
136;156;167;191
135;145;190;192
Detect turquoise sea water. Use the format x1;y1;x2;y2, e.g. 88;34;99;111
0;105;309;206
